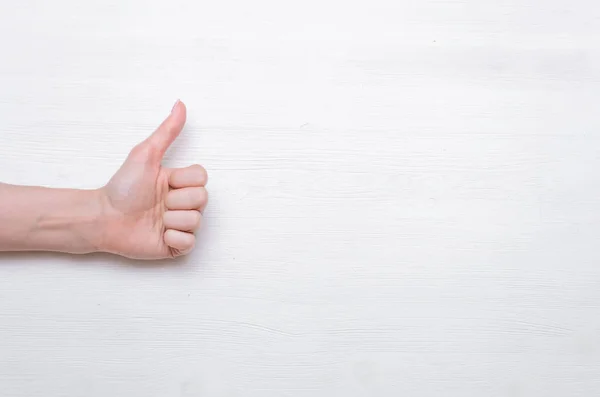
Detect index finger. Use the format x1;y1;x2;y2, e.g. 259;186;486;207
169;164;208;188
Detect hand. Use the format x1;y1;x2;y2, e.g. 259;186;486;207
99;100;208;259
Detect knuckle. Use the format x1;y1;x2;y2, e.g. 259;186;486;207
131;141;160;163
198;188;208;206
192;164;208;184
129;142;149;158
189;188;205;206
182;234;196;249
187;188;199;205
193;211;202;229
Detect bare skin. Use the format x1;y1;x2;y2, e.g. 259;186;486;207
0;100;208;259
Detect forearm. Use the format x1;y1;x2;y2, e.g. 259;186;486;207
0;183;107;254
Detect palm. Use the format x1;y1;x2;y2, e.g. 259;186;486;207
99;101;208;259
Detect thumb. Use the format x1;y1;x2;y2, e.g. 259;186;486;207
144;100;187;158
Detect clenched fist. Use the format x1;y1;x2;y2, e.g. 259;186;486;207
101;100;208;259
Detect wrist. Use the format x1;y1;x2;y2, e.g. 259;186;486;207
25;188;109;254
87;188;114;254
91;188;121;255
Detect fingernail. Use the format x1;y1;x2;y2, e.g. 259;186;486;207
171;99;180;113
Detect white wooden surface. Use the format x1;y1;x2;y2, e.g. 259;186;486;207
1;0;600;395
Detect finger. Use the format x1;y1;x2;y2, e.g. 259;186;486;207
169;164;208;188
145;100;187;158
164;229;195;253
165;187;208;211
163;210;202;232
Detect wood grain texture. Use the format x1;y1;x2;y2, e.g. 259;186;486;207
1;0;600;395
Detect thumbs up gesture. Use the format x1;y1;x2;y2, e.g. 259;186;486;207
100;100;208;259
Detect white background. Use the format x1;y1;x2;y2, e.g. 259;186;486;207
1;0;600;395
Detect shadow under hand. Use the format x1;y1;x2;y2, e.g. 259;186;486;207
0;250;191;271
